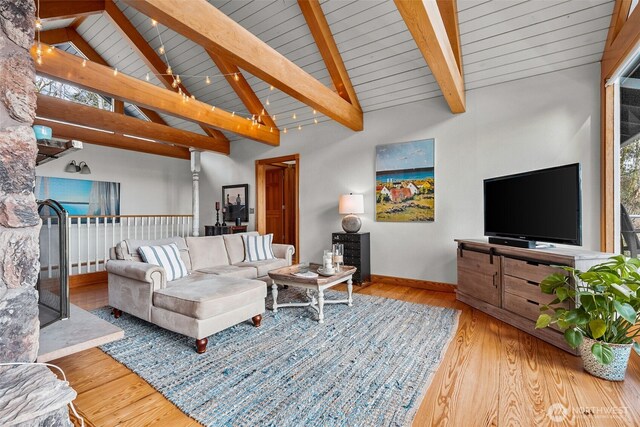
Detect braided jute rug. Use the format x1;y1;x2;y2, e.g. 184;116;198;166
94;287;460;426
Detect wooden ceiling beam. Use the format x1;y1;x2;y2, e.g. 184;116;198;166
602;0;640;80
207;51;277;129
102;0;228;142
36;94;229;154
121;0;363;131
39;27;170;126
37;0;105;20
297;0;360;109
395;0;465;113
34;118;190;160
33;46;278;145
436;0;463;73
605;0;633;49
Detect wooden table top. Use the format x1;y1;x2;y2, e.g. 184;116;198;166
268;263;356;285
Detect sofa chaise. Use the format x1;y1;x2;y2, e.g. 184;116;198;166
106;232;294;353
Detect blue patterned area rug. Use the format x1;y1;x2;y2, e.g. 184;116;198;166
94;288;459;426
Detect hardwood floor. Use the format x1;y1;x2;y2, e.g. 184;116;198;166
55;282;640;426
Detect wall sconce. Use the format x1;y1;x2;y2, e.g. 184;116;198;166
65;160;91;174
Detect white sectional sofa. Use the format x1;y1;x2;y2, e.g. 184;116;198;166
106;232;294;353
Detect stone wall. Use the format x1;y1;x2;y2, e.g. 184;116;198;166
0;0;41;363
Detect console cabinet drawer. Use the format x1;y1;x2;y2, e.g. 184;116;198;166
503;275;559;306
503;292;542;322
503;257;566;283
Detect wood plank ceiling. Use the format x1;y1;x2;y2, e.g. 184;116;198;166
41;0;614;145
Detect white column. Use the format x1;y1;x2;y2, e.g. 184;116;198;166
190;149;201;237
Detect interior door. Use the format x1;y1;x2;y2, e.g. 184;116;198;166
265;168;284;243
283;165;296;245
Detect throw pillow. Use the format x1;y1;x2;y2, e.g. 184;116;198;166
242;234;275;262
138;243;188;281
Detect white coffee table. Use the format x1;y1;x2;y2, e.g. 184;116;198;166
268;264;357;323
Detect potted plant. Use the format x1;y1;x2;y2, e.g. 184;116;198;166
535;255;640;381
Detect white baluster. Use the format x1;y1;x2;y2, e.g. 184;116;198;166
103;216;108;271
95;217;99;273
77;218;81;275
47;217;52;278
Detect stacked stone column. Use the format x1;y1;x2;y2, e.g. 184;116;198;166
0;0;41;362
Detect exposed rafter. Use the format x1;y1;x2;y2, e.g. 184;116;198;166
39;26;172;128
37;0;105;20
102;0;228;141
34;118;190;160
33;46;279;145
37;94;229;154
436;0;462;73
395;0;465;113
207;51;277;130
297;0;360;109
121;0;363;131
602;0;640;80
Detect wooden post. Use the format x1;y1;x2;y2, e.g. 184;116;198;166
190;149;201;237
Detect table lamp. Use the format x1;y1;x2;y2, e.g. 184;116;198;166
339;193;364;233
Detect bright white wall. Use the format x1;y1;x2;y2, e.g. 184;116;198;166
36;144;193;214
227;63;601;284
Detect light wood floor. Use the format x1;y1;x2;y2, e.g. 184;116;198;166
55;282;640;426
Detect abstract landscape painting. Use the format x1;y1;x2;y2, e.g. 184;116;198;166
375;139;435;222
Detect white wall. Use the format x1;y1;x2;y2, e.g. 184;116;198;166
226;63;601;284
36;144;193;214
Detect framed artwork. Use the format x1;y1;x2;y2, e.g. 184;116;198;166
35;176;120;222
375;139;435;222
222;184;249;222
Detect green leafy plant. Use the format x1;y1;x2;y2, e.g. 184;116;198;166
535;255;640;364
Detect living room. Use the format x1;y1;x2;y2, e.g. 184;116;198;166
1;0;640;425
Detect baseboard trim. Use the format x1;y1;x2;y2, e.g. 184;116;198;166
371;274;456;293
70;271;108;289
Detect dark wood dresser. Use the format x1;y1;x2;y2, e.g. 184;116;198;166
332;232;370;285
204;225;247;236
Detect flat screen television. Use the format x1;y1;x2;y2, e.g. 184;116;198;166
484;163;582;247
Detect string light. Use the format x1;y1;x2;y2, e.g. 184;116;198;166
171;80;178;88
36;56;42;65
158;45;165;55
313;109;317;115
270;85;274;91
166;66;172;75
272;115;276;121
314;118;318;124
176;75;181;84
36;43;42;56
266;98;270;106
298;125;302;131
232;111;235;116
211;106;216;111
234;73;240;81
151;19;157;27
292;113;297;119
145;72;150;81
35;18;42;30
205;75;211;85
113;68;118;76
283;128;288;134
82;59;87;67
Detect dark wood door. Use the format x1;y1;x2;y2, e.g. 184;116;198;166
265;168;284;243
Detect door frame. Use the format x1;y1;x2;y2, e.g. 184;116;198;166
255;154;300;261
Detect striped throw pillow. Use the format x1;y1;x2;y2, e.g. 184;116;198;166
242;234;275;262
138;243;188;282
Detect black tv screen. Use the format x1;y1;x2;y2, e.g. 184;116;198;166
484;163;582;245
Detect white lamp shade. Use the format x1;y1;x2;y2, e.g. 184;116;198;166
339;194;364;214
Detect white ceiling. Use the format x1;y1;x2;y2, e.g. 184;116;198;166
56;0;615;142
